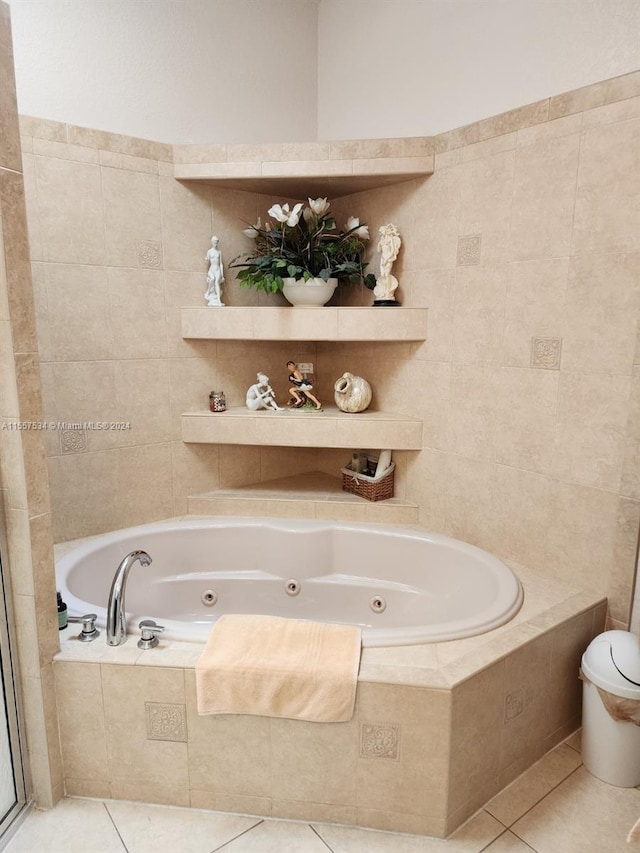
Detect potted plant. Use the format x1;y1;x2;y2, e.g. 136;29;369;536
230;197;376;306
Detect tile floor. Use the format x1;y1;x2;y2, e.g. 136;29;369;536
3;733;640;852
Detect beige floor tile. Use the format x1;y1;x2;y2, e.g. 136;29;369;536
486;742;582;826
315;808;503;851
4;799;125;853
512;766;640;853
220;819;331;851
105;800;261;853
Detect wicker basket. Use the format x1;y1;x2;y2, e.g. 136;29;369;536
341;461;395;502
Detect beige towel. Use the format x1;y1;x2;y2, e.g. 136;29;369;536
195;614;361;722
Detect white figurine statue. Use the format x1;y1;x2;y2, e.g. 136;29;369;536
204;236;225;306
373;223;401;304
245;373;283;411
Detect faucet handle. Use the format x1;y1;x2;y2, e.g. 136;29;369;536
67;613;100;642
137;619;165;649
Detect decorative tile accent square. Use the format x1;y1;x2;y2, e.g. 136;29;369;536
138;241;162;268
360;722;401;761
145;702;187;742
531;337;562;369
504;688;525;723
60;428;87;454
457;234;482;266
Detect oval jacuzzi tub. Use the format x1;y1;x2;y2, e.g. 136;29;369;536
55;517;524;647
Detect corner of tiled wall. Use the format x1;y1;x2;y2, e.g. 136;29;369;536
0;0;63;809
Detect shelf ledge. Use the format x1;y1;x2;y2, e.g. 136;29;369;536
181;306;427;341
182;407;423;450
187;472;419;525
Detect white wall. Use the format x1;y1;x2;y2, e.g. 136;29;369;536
8;0;319;143
318;0;640;139
8;0;640;144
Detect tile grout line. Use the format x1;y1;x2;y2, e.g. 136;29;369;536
209;818;265;852
505;762;584;843
102;801;130;853
309;822;337;851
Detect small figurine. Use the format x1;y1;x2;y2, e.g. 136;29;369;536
204;235;225;306
373;223;401;306
287;361;322;410
246;373;283;411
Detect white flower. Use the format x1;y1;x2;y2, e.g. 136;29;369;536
308;197;330;216
242;217;262;239
346;216;370;241
268;202;303;227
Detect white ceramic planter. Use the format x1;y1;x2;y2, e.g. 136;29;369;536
282;277;338;307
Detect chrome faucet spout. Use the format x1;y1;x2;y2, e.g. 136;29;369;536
106;550;152;646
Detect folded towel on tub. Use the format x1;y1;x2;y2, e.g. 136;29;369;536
195;614;362;722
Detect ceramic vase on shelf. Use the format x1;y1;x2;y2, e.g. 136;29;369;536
282;277;338;307
334;372;372;413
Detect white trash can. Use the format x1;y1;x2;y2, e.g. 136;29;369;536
581;630;640;787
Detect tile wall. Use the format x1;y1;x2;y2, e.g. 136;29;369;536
316;73;640;627
18;70;640;624
52;598;605;836
0;0;62;808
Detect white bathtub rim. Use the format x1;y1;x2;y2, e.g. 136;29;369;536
55;516;524;648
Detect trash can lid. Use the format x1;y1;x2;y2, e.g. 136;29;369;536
581;630;640;699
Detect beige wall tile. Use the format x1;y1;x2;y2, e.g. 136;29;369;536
20;154;44;262
185;670;271;796
99;149;159;174
45;264;112;361
356;682;450;819
108;268;166;359
461;132;517;163
67;124;172;162
572;118;640;255
500;634;553;770
55;661;108;782
448;365;498;460
109;780;190;807
545;481;619;594
449;661;505;813
411;165;461;269
112;359;172;446
115;443;174;527
516;113;583;147
160;176;212;272
582;94;640;129
549;70;640;119
458;151;515;262
495;368;559;475
0;168;38;353
101;664;187;787
442;454;496;552
408;269;455;363
48;450;120;540
502;258;569;367
0;319;19;417
476;100;549;141
271;716;358;806
32;137;100;164
170;441;219;515
609;497;640;625
0;7;21;173
553;372;630;491
562;253;639;374
102;167;162;267
491;466;552;571
19;115;67;143
508;133;580;260
169;357;220;439
34;156;106;264
165;271;213;357
545;609;596;736
453;265;508;365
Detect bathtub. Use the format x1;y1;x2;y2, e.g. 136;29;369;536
56;517;523;646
